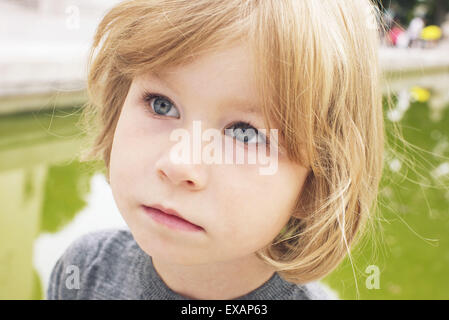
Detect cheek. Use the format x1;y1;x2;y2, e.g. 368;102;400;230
109;122;135;215
110;119;139;189
109;105;166;178
214;160;305;249
109;110;156;201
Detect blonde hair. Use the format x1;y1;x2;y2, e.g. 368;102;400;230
80;0;385;285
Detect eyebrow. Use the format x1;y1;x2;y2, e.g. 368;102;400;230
148;72;262;115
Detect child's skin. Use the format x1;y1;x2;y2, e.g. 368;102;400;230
109;41;310;299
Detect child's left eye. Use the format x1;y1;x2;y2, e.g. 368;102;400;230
225;121;268;145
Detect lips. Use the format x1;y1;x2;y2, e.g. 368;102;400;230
149;204;187;220
142;204;204;231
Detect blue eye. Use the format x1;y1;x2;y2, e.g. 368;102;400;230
226;121;268;145
144;93;180;118
142;92;268;145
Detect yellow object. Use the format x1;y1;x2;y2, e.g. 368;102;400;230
421;25;442;41
410;86;430;102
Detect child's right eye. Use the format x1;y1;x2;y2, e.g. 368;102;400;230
144;93;180;118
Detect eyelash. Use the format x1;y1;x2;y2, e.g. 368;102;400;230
141;91;270;146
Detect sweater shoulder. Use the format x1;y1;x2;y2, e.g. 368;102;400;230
46;228;136;299
296;281;339;300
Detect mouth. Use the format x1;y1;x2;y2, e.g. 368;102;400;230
142;204;204;232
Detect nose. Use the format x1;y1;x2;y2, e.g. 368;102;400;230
155;153;208;191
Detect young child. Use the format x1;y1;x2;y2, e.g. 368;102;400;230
47;0;384;300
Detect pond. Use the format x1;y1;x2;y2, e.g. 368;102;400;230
0;72;448;299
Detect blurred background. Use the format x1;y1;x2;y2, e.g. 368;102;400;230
0;0;448;300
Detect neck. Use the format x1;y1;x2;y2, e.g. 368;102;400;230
152;253;276;300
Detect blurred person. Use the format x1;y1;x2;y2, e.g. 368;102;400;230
388;19;408;48
381;6;397;46
407;15;425;48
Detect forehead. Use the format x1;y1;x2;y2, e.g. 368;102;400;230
147;43;262;114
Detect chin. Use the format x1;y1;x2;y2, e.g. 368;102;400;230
132;233;201;265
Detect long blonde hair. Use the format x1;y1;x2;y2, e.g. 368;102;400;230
80;0;385;285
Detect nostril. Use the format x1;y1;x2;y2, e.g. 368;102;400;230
158;170;167;180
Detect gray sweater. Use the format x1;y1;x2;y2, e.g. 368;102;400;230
46;228;334;300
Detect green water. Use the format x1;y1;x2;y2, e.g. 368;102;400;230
0;107;96;299
322;74;449;299
0;74;448;299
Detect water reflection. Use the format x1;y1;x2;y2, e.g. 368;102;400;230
1;72;449;299
40;162;94;233
384;72;449;122
324;72;449;299
0;109;124;299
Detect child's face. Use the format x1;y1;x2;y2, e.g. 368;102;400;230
109;42;309;265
